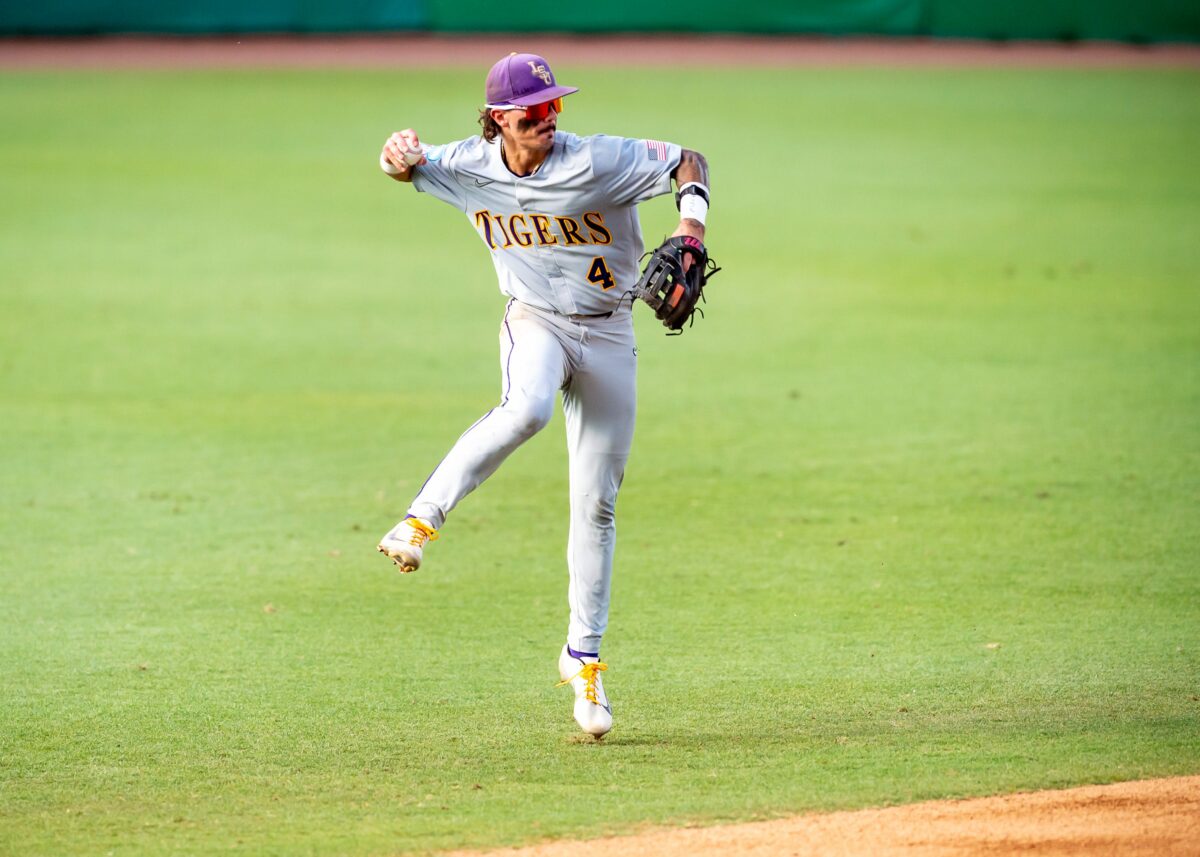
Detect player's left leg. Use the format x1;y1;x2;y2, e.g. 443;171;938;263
379;300;570;572
556;311;637;736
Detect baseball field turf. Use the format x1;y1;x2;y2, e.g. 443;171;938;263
1;64;1198;855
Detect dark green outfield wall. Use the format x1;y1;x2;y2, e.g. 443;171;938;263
2;0;1197;41
926;0;1199;42
421;0;921;36
0;0;424;34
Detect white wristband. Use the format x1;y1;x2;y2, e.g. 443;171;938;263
679;192;708;225
380;150;402;175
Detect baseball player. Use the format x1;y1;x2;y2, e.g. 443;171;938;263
376;52;710;738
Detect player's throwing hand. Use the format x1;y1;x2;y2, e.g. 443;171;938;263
380;129;426;178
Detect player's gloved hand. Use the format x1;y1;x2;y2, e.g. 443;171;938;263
632;235;720;335
380;129;426;176
669;220;706;275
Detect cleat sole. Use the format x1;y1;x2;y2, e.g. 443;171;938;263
378;545;418;573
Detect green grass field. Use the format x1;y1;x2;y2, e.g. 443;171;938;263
2;65;1198;855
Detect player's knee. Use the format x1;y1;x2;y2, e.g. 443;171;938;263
506;397;554;439
574;492;616;529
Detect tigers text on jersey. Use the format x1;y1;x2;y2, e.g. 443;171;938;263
412;132;682;316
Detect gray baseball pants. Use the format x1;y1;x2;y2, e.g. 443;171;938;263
407;297;637;654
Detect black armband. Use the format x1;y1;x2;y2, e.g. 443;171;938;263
675;182;710;211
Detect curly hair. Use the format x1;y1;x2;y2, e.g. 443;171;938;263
478;108;501;143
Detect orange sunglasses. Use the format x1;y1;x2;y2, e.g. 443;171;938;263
523;97;563;121
489;97;563;122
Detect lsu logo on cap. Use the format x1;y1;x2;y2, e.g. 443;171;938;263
527;61;552;84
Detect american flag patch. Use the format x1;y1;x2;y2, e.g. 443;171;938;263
645;139;668;161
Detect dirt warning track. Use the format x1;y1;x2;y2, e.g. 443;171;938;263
2;34;1199;69
445;776;1200;856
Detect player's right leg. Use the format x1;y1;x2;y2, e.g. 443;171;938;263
378;300;569;571
554;312;636;737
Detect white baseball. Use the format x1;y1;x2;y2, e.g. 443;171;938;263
403;147;424;166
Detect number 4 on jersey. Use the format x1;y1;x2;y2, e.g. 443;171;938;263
587;255;616;290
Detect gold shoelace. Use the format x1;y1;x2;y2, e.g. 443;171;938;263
406;519;439;546
557;661;608;704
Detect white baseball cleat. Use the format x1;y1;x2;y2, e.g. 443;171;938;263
557;645;612;738
377;516;439;573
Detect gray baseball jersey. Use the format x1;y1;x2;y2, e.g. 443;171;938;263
412;132;682;316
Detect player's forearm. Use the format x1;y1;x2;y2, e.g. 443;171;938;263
672;149;709;240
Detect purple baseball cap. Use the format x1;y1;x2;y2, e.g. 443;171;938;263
485;53;578;108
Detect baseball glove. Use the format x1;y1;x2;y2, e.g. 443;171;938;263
632;235;720;335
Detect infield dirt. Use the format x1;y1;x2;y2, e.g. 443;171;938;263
450;776;1200;856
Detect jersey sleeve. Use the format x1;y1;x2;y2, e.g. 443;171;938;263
589;135;682;206
410;141;470;212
